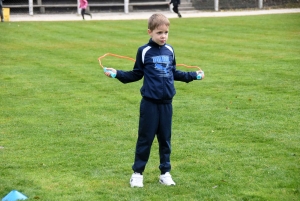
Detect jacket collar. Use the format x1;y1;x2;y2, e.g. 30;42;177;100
148;38;165;47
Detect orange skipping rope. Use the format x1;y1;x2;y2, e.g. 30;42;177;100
98;53;202;71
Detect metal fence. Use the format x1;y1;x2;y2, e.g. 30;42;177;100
193;0;300;10
3;0;171;14
2;0;300;14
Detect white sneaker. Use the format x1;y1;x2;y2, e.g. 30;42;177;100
159;172;176;186
130;173;143;188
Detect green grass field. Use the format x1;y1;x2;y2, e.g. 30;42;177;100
1;13;299;200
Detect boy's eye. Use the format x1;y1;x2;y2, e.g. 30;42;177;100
157;31;168;34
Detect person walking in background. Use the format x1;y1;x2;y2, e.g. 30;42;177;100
169;0;182;18
79;0;92;20
0;0;4;22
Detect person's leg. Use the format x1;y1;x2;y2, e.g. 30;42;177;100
172;5;182;18
0;5;3;22
157;103;176;185
85;11;92;19
157;103;173;174
82;8;92;19
177;10;182;18
81;9;85;19
172;5;178;14
132;98;158;173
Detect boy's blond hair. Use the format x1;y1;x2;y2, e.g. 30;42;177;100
148;13;170;31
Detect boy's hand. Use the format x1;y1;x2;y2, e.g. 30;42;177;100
196;70;205;80
104;67;117;78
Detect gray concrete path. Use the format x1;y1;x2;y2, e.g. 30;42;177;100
9;8;300;22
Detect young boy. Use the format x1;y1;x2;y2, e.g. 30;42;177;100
104;13;204;188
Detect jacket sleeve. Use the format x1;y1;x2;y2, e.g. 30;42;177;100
172;54;197;83
174;69;197;83
115;49;144;83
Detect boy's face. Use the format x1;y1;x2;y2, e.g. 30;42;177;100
148;24;169;46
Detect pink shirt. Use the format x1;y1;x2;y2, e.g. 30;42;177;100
79;0;88;9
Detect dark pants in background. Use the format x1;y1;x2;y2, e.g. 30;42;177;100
172;4;179;14
81;9;92;20
0;5;3;22
172;3;182;17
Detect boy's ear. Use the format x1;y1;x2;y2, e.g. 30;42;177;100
147;29;152;35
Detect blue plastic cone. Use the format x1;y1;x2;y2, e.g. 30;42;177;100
2;190;28;201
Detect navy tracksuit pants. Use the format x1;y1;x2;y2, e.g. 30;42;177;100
132;97;173;174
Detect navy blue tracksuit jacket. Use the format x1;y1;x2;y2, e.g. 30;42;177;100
116;39;198;174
